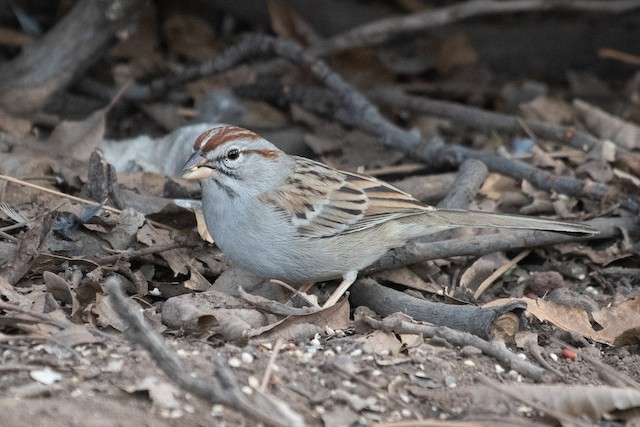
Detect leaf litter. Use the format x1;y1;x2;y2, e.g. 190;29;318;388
0;2;640;426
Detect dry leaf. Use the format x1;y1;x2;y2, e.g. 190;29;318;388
489;297;640;346
356;330;403;356
137;223;189;276
43;271;73;305
162;14;220;62
436;32;478;74
123;376;181;409
161;290;268;339
47;108;106;162
246;297;350;342
101;209;146;251
520;96;574;125
374;267;442;294
510;384;640;422
460;253;506;291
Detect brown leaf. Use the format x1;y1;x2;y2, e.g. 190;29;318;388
47;108;106;162
0;108;32;135
356;330;403;356
137;223;189;276
122;377;181;410
520;96;574;125
43;271;73;305
510;384;640;422
374;267;442;294
161;290;268;338
246;297;350;342
436;32;478;74
100;209;146;250
489;297;640;346
163;14;220;62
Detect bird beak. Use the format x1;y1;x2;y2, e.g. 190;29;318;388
181;150;213;180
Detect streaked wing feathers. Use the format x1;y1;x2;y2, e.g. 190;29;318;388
259;157;431;238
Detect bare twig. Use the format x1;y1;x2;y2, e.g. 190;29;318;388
0;0;144;114
311;0;640;56
365;314;548;381
474;249;532;299
104;277;303;427
125;35;638;210
238;286;319;316
351;278;526;339
368;87;640;177
437;159;488;210
0;174;173;230
477;376;592;427
260;338;284;392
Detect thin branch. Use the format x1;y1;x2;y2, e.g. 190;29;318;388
311;0;640;56
365;314;548;381
104;277;303;427
125;35;639;211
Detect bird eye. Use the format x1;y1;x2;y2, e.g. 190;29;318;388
226;148;240;160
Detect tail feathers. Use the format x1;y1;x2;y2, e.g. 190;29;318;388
418;209;598;234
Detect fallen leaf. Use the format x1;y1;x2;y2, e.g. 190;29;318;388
510;384;640;422
489;297;640;345
246;297;350;342
123;376;181;409
356;330;403;356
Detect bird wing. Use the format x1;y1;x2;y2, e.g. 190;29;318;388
259;157;431;238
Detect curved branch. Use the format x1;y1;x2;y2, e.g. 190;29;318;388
0;0;144;115
311;0;640;56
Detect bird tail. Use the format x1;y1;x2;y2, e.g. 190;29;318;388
415;209;598;234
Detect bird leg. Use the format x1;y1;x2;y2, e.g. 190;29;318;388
322;271;357;308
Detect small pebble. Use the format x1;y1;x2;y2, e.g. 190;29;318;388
517;405;533;414
517;353;527;360
350;348;363;357
228;357;241;368
460;345;482;357
241;352;254;364
176;349;187;357
310;338;321;347
463;360;475;367
248;376;260;388
324;349;335;357
241;386;253;395
401;408;412;418
495;364;505;374
342;380;356;388
314;406;325;414
444;376;457;388
298;352;313;363
549;353;559;362
211;405;224;415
